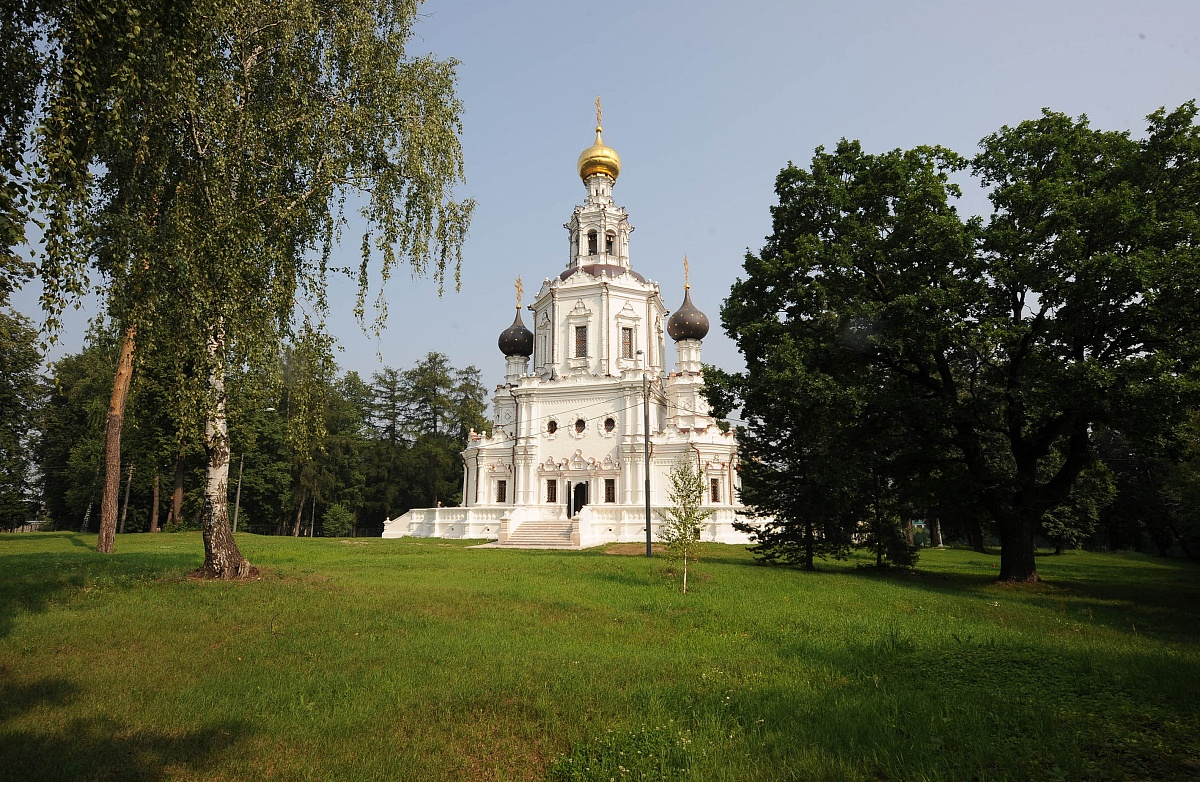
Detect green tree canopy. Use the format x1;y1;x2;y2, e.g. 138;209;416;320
715;105;1200;581
657;458;714;593
34;0;473;575
0;303;44;527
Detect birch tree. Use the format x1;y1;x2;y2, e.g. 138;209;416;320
36;0;472;576
657;459;714;593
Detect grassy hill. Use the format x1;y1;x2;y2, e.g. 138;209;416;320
1;532;1197;780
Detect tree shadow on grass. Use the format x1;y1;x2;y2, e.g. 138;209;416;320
0;547;200;639
839;554;1200;643
0;666;252;779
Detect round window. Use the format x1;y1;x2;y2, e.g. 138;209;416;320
575;418;586;434
604;417;615;433
547;420;558;434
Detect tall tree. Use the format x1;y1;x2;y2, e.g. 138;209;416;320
0;0;51;298
39;333;114;531
718;105;1200;582
0;303;44;528
36;1;472;575
359;354;489;526
400;352;457;438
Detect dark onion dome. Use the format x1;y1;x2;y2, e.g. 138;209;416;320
498;308;534;357
667;287;710;342
557;263;647;283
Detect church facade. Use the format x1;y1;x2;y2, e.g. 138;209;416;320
383;113;751;547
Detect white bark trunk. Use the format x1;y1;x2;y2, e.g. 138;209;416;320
201;322;253;578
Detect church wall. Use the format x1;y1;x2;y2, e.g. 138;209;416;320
388;115;751;546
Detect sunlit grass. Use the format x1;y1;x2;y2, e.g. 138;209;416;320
1;533;1197;780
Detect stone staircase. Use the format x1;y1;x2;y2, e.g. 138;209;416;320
500;520;576;548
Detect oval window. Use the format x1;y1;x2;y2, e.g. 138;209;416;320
604;417;615;433
547;420;558;434
575;418;586;434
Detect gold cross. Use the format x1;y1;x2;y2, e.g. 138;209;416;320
684;255;690;289
515;276;523;308
595;96;602;128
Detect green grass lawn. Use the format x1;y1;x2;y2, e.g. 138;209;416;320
1;532;1197;780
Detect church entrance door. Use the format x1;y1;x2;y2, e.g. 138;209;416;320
569;482;589;518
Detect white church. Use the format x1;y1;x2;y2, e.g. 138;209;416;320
383;110;751;547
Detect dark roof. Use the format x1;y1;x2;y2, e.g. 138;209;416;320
557;263;647;283
667;288;710;342
497;308;534;357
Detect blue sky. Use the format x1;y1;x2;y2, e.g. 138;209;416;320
16;0;1200;394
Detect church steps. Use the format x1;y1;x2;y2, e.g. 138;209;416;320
500;521;576;548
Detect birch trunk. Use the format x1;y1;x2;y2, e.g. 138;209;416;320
98;324;137;553
200;325;255;579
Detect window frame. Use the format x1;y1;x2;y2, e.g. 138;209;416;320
620;327;634;360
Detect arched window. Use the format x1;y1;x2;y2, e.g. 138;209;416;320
604;417;615;433
547;420;558;434
575;418;586;434
587;231;597;256
605;232;614;255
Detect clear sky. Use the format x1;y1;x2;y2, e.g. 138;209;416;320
15;0;1200;396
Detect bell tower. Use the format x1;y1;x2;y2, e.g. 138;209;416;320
563;97;634;275
528;101;666;380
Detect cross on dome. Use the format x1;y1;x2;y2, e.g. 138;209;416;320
577;98;621;183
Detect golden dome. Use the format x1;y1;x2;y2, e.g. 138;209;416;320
577;125;621;183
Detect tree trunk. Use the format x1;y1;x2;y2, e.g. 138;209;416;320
199;325;254;579
169;447;185;525
97;324;137;553
291;494;305;537
997;512;1040;582
967;515;986;553
803;524;815;571
118;462;134;535
149;468;160;532
929;517;943;548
